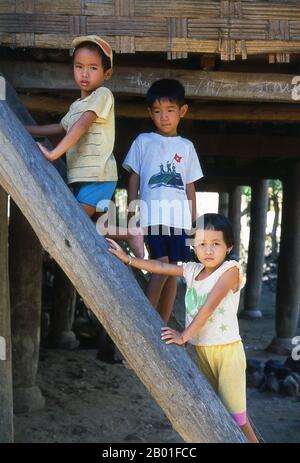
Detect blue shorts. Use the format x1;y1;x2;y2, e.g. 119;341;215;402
72;181;117;211
146;226;191;262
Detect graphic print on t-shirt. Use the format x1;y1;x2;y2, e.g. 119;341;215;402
148;153;184;190
185;288;208;318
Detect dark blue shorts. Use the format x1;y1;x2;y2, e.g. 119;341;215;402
146;226;191;262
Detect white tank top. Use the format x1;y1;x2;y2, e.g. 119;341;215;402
183;260;244;346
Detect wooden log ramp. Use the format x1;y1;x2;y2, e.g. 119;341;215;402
0;88;247;443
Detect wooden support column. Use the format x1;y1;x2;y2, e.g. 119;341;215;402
218;192;229;216
9;202;45;413
228;186;242;259
0;188;14;442
242;180;269;319
4;81;50;414
46;263;79;349
267;162;300;355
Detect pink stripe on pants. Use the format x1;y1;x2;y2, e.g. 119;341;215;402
231;411;247;426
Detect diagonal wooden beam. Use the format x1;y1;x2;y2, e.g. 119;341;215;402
0;93;247;443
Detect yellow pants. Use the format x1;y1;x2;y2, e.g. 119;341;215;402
195;341;247;426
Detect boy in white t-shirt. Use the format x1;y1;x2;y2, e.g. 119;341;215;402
123;79;203;322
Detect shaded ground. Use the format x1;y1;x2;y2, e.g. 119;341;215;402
239;283;300;444
14;278;300;443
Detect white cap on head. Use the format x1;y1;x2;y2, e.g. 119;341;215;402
71;35;113;68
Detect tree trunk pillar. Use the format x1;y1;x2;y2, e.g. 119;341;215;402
228;186;242;259
267;163;300;355
9;202;45;413
218;192;229;216
241;180;269;319
0;188;14;442
47;264;79;349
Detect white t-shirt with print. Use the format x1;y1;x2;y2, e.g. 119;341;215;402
183;260;244;346
122;132;203;229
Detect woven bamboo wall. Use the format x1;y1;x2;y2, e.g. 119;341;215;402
1;1;300;62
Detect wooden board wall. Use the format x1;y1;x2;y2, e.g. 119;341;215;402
1;1;300;61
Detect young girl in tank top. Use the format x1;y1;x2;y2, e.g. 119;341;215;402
107;213;259;443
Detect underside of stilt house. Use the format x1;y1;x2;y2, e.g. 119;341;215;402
0;0;300;444
1;0;300;186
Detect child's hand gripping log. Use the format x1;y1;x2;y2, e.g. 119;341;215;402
161;327;185;345
37;142;53;161
106;238;131;264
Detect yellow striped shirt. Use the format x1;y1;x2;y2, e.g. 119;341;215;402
61;86;118;184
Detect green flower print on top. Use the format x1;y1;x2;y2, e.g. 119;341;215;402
220;324;228;332
218;307;226;315
185;288;208;319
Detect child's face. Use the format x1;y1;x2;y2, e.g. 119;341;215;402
193;228;232;270
148;98;188;137
73;47;112;97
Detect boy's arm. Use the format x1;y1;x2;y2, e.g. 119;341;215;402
127;171;140;221
161;267;239;345
186;182;197;224
25;124;66;137
107;238;183;277
37;111;97;161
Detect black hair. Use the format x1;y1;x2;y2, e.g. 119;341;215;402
73;41;112;72
195;213;236;261
146;79;185;107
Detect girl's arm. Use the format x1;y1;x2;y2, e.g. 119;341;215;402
107;238;183;277
25;124;66;137
186;182;197;224
161;266;239;345
37;111;97;161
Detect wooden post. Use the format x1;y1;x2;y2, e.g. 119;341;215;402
228;186;242;259
9;201;45;413
218;192;229;216
0;99;247;443
267;163;300;354
46;263;79;349
241;180;269;319
4;81;50;414
0;187;14;442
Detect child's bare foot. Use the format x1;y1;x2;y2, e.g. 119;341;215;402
127;231;144;258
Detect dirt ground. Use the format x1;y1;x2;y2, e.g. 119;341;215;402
14;277;300;444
